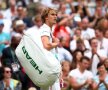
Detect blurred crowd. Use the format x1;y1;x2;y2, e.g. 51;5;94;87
0;0;108;90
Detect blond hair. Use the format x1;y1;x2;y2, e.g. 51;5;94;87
41;7;57;23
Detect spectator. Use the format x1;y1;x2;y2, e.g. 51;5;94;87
104;30;108;39
1;33;26;89
16;6;33;28
72;27;82;40
70;38;90;52
27;1;45;17
0;66;22;90
95;26;108;56
53;14;74;51
70;29;91;52
0;12;12;34
1;33;22;68
0;19;10;57
69;56;93;90
61;61;71;90
104;58;108;71
97;18;108;32
95;0;106;17
4;0;17;20
92;62;108;90
26;14;43;43
57;1;70;19
32;14;43;29
57;37;72;62
11;19;26;36
71;50;83;70
81;17;95;40
85;37;107;75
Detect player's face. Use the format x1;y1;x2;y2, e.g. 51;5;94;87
47;10;57;25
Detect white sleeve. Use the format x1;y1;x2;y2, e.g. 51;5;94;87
64;49;73;62
40;28;51;37
70;40;76;52
69;70;75;77
89;72;93;79
84;40;91;50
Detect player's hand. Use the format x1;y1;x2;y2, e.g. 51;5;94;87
52;37;60;45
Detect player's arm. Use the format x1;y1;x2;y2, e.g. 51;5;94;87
41;35;59;51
